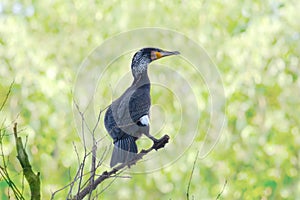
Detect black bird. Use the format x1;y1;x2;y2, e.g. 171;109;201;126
104;47;180;167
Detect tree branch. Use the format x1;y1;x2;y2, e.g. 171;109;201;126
13;123;41;200
70;134;169;200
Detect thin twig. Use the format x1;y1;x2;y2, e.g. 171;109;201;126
186;150;199;200
216;180;227;200
88;144;97;200
0;128;25;200
73;101;87;197
73;142;81;165
0;81;14;111
0;167;25;200
68;164;83;199
51;162;88;199
96;146;108;168
92;107;108;135
97;176;118;196
88;108;106;199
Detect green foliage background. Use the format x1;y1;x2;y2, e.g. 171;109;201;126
0;0;299;199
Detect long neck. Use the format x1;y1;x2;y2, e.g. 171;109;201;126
132;71;150;89
131;55;150;78
131;58;150;88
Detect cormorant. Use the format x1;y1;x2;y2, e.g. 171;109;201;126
104;47;180;167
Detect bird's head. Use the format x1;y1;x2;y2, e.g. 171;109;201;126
131;47;180;78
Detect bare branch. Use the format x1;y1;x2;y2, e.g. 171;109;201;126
88;144;96;200
13;123;41;200
88;108;107;199
73;100;87;197
216;180;227;200
186;150;199;200
0;80;14;111
53;103;168;199
92;107;108;134
70;134;169;200
72;142;81;165
58;164;82;199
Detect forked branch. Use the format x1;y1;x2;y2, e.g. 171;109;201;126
70;134;169;200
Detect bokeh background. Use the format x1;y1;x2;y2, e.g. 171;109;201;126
1;0;300;199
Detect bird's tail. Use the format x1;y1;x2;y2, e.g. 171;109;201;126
110;135;138;167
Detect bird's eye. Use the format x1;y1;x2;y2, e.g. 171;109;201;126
150;51;156;60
